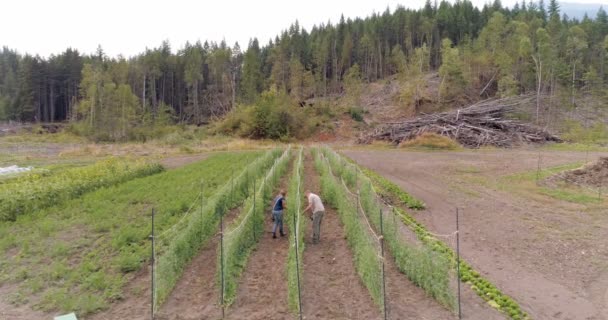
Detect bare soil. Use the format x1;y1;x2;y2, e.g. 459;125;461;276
344;149;608;320
160;154;209;169
300;154;380;319
224;165;292;320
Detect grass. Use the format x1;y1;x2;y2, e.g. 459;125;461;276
321;147;455;309
0;158;164;221
500;162;603;205
313;149;384;309
541;142;608;152
219;148;291;306
398;133;463;150
0;151;262;316
286;147;305;313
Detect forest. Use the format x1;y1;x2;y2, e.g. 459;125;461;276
0;0;607;140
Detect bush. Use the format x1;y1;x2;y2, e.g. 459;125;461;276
214;87;312;140
399;132;462;150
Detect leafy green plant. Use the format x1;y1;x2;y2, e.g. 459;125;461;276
218;147;291;306
0;158;164;221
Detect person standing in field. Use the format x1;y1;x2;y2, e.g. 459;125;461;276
304;190;325;244
272;190;286;238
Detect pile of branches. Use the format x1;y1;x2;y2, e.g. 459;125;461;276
358;95;561;148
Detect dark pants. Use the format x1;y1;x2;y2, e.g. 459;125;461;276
272;210;284;235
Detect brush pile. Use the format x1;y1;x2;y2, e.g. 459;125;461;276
358;95;561;148
545;157;608;189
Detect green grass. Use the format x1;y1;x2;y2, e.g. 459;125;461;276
321;147;454;309
0;151;262;316
0;158;164;221
286;147;305;313
500;162;602;205
314;149;384;310
541;142;608;152
219;148;291;306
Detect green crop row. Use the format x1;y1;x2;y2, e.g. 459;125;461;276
0;152;262;316
286;147;305;313
340;151;529;319
154;148;284;309
337;154;425;209
218;147;291;306
0;158;164;221
321;147;455;309
313;149;384;309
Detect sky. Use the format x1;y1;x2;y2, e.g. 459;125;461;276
1;0;606;58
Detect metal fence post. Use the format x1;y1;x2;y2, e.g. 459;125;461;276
253;179;257;241
220;206;225;319
150;208;155;320
294;204;303;320
380;208;387;320
456;207;462;320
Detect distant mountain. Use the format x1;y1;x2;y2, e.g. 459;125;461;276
560;2;605;20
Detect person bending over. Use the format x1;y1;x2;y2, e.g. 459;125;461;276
304;190;325;244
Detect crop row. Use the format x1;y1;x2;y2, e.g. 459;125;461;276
340;152;529;320
352;163;425;210
0;158;164;221
313;149;384;309
286;147;305;313
218;147;291;306
321;147;455;309
154;148;284;309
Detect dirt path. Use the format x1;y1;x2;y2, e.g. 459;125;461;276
224;162;293;320
300;152;381;320
345;149;608;320
155;207;244;320
160;154;209;169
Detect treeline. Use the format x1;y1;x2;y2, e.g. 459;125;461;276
0;0;607;140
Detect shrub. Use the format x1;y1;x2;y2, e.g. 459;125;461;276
399;132;462;150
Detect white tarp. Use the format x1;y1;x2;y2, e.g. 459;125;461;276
0;165;33;175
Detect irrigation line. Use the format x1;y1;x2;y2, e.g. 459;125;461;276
379;208;388;320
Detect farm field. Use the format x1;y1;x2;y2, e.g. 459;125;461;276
344;149;608;320
1;143;606;320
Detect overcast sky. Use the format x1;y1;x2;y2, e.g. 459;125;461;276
2;0;606;58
